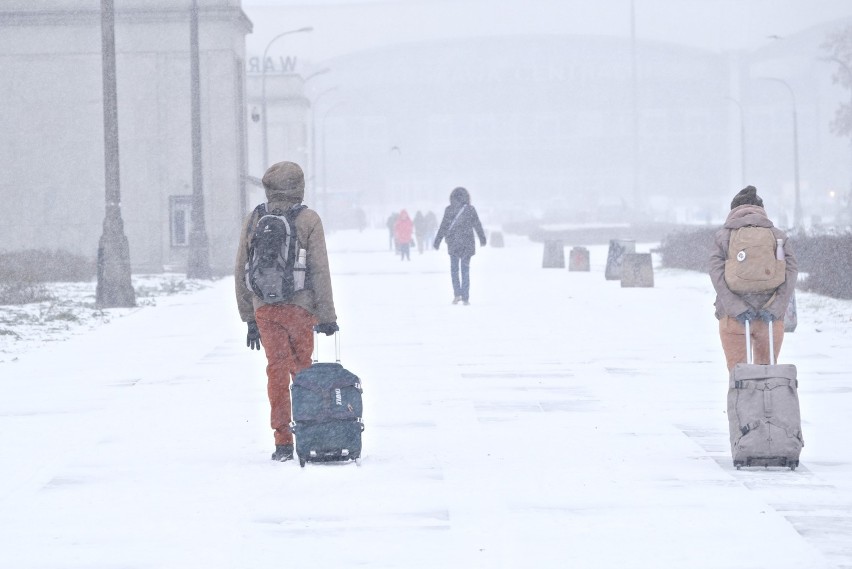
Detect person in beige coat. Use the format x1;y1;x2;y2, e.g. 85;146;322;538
235;161;338;462
709;186;797;371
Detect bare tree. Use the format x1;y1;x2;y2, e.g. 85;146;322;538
822;25;852;139
822;26;852;221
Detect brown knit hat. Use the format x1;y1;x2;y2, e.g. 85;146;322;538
730;185;763;209
262;161;305;202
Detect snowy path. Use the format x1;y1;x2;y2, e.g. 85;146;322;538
1;230;851;568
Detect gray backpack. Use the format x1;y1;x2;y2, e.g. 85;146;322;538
245;203;307;303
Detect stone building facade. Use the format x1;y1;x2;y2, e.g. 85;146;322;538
0;0;252;273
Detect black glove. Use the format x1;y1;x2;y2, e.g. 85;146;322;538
757;309;775;322
246;321;262;350
314;322;339;336
433;239;441;250
480;237;487;247
735;308;758;324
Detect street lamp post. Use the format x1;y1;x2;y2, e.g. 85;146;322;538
96;0;135;308
303;67;331;84
186;0;212;279
725;96;747;184
630;0;640;215
310;86;339;206
261;26;313;169
762;77;802;230
320;102;345;217
299;68;331;205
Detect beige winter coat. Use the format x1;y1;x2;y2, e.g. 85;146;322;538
234;191;337;325
708;204;797;320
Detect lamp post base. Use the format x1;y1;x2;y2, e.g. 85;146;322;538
95;213;135;308
186;229;212;279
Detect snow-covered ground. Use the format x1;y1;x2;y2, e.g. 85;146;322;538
0;274;214;363
1;229;851;568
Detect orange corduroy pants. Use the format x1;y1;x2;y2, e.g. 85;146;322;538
719;316;785;372
255;304;317;446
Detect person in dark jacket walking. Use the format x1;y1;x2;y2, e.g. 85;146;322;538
386;212;399;251
433;187;487;305
709;186;797;371
424;210;438;248
413;211;427;254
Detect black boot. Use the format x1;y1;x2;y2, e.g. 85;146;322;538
271;444;294;462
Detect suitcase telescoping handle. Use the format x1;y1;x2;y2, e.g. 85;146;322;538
743;317;775;366
312;330;341;364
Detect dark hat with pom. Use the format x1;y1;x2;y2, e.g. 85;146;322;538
730;185;763;209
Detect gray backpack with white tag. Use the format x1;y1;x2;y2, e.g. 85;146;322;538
245;203;307;303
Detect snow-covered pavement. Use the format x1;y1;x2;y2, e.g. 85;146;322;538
1;229;851;568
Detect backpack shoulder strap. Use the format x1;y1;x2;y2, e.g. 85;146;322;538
285;205;308;247
288;204;307;219
726;227;740;258
246;203;268;241
250;203;269;226
447;205;467;232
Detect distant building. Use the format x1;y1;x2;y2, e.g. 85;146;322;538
245;71;310;207
308;35;734;223
243;2;852;228
1;0;850;276
0;1;252;273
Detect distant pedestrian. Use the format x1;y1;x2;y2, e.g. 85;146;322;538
386;212;398;251
355;207;367;232
709;185;797;371
413;211;427;254
394;209;414;261
433;187;486;305
424;210;438;247
235;161;339;463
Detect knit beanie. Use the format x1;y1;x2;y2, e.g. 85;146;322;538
730;185;763;209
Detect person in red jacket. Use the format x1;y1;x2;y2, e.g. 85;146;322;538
393;209;414;261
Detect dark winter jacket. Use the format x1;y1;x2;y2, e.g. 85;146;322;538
708;204;797;320
413;211;427;239
433;187;486;258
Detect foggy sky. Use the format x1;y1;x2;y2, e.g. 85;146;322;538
243;0;852;63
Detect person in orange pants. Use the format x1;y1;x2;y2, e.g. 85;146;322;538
255;304;317;449
235;161;339;462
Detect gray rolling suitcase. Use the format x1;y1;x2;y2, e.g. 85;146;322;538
290;333;364;468
727;319;803;470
